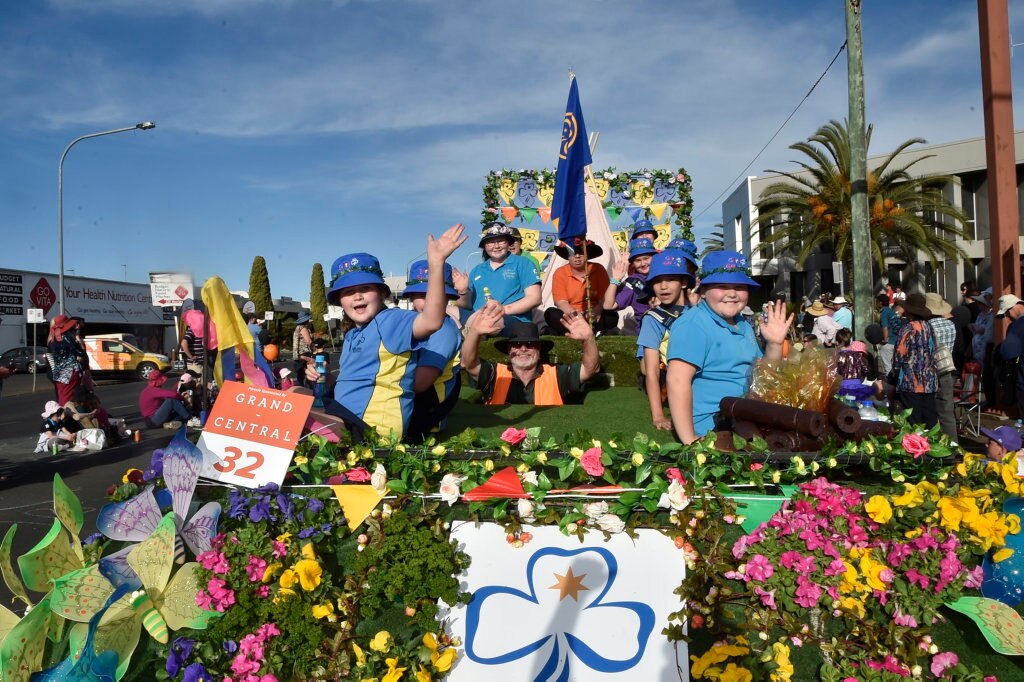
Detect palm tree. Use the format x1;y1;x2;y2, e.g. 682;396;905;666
701;224;725;257
753;120;968;272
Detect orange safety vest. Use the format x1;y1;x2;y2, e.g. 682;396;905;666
488;364;564;406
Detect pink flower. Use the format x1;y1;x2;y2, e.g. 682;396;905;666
198;550;230;574
749;462;763;471
246;555;268;582
257;623;281;640
665;468;685;484
931;652;959;677
902;433;931;458
580;447;605;476
794;576;821;608
256;585;269;598
894;610;918;627
231;653;261;675
271;540;288;558
500;427;528;446
754;586;777;609
745;554;775;582
346;467;371;482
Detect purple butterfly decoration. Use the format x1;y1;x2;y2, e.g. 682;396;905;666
98;429;221;563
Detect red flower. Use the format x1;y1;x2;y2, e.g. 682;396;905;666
666;467;685;484
901;434;931;458
500;427;528;446
346;467;371;482
750;463;763;471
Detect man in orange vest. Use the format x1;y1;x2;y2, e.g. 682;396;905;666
461;300;600;405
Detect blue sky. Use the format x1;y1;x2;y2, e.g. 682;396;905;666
2;0;1023;301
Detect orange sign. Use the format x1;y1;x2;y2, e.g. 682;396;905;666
197;381;313;488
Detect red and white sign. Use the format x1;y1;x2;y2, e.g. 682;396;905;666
149;272;194;307
30;278;56;315
197;382;313;488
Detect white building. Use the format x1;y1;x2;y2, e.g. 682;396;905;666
721;130;1024;301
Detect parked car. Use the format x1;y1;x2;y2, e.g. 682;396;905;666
83;337;171;380
0;346;48;374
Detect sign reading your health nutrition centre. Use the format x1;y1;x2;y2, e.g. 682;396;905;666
198;381;313;488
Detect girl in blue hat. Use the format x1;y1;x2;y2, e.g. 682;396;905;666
665;250;792;443
321;224;467;441
635;251;694;430
603;237;659;333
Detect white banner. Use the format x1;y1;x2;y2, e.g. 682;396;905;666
443;523;687;681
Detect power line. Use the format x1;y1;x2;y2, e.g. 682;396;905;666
694;40;848;220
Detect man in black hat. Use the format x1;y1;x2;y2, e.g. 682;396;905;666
544;236;618;335
461;300;600;405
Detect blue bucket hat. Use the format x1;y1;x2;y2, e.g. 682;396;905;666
646;251;694;287
327;252;389;303
402;259;459;299
631;219;657;240
698;250;759;288
628;237;658;261
296;312;312;324
665;238;699;268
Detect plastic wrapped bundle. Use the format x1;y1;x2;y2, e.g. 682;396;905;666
748;346;839;413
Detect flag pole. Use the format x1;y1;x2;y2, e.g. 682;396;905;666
580;130;606;328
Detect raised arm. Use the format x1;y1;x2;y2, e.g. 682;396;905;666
452;267;473;310
413;224;467;340
603;258;629;312
759;300;794;361
562;311;600;382
460;300;505;381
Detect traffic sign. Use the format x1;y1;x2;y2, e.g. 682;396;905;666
30;278;56;315
26;308;45;323
149;272;194;307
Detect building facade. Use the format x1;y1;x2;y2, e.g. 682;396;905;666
721;130;1024;302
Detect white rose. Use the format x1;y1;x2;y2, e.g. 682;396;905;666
663;480;690;511
517;499;535;520
520;471;539;486
583;501;609;519
438;473;465;505
371;463;388;494
597;513;626;534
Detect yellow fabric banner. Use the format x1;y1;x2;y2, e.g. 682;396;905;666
631;181;654;207
498;178;517;205
654;223;672;249
518;228;540;251
649;202;669;220
611;230;631;254
590;178;610;202
331;484;387;531
201;276;256;388
537;183;554;207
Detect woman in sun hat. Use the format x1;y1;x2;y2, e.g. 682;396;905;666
806;300;841;347
889;292;938;428
48;313;87;405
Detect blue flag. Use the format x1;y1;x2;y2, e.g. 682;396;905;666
551;77;592;242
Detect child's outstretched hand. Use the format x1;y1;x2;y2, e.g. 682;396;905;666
468;300;506;336
562;310;596;341
428;224;467;262
451;266;469;294
760;300;794;346
612;257;629;281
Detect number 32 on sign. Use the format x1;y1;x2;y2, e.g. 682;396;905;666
197;382;313;489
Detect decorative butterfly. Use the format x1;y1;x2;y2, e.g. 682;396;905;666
946;595;1024;655
0;593;55;680
98;429;221;562
50;513;215;677
33;587;127;681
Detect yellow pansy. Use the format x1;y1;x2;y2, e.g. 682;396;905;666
273;587;295;603
415;668;431;682
293;455;308;466
864;495;893;524
718;663;753;682
276;532;292;543
301;543;318;560
294;559;323;591
312;601;335;620
770;643;793;682
917;481;941;501
370;631;392;653
690;643;750;679
1009;514;1021;534
383;658;407;682
839;595;866;618
892;484;923;508
696;453;707;466
262;561;282;583
279;568;298;589
516;463;529;473
1001;465;1023;495
352;642;366;666
858;554;890;592
994;548;1015;562
423;633;439;652
937;497;964;532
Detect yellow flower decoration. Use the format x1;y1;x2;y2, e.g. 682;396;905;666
312;601;335;620
432;648;457;673
301;543;318;560
431;445;446;456
370;630;392;653
718;663;753;682
294;559;323;591
632;452;645;466
279;568;298;589
293;455;308;466
892;484;923;508
352;642;366;666
770;643;793;682
864;495;893;524
415;668;432;682
276;532;292;543
262;561;282;583
690;643;750;679
994;548;1015;563
536;451;548;463
383;658;407;682
121;468;143;484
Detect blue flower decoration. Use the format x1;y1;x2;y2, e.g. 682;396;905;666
465;546;655;679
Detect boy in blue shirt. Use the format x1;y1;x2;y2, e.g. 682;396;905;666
323;224;466;441
401;259;463;441
635;251;693;430
666;251;792;443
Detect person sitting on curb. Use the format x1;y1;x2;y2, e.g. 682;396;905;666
544;236;618;335
139;370;195;430
981;425;1022;465
37;400;81;453
461;301;600;405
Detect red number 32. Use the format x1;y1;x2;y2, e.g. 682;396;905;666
213;446;265;479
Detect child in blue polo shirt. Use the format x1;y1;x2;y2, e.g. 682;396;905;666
325;224;466;440
666;250;792;443
453;222;541;326
401;259;463;441
635;251;694;430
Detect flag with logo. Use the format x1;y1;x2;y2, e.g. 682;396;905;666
551;76;592;244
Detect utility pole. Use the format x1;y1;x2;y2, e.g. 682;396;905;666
978;0;1020;343
845;0;872;342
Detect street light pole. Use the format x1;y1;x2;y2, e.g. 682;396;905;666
59;121;156;314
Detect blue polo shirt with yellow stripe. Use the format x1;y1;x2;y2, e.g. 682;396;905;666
666;300;762;437
335;307;421;439
417;316;462;402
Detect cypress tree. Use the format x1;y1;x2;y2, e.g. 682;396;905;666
310;263;328;334
248;256;274;317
